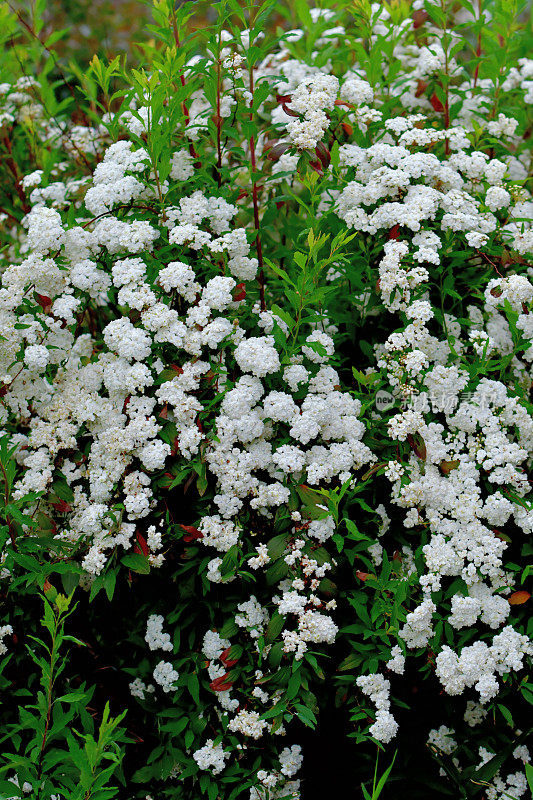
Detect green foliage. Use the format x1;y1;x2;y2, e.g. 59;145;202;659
0;593;128;798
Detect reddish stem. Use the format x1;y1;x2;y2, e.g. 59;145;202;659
215;57;223;187
2;136;30;214
170;9;201;163
248;62;266;312
473;0;482;88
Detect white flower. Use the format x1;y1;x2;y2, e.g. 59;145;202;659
152;661;179;693
234;336;280;377
193;740;228;774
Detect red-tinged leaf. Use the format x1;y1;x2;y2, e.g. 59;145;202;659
361;462;387;481
266;142;291;161
439;459;460;475
35;293;52;313
37;512;57;535
492;529;511;543
276;93;292;103
296;484;325;508
212;682;233;692
233;283;246;301
281;103;300;118
413;9;428;28
220;647;239;668
209;673;233;692
315;141;331;168
308;159;323;173
415;79;428;98
430;92;444;113
237;189;248;200
135;532;149;556
508;591;530;605
51;499;72;514
180;524;203;541
341;122;353;136
159;404;169;419
356;571;371;581
335;99;352;107
407;432;427;460
388;224;400;240
171;364;183;375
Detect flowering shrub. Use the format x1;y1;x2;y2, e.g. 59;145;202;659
0;0;532;798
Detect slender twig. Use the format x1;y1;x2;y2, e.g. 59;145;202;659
0;459;17;551
2;135;30;214
248;44;266;311
36;611;60;788
473;0;483;88
479;250;504;278
215;53;223;187
440;0;450;155
169;8;201;163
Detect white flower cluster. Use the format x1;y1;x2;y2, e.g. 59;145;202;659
435;627;532;703
145;614;173;652
352;91;533;724
249;745;303;800
427;725;457;756
285;73;339;150
152;660;180;694
192;740;228;775
228;710;268;739
356;673;399;744
0;625;13;656
201;628;239;714
426;734;531;800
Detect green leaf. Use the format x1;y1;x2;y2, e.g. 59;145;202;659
220;619;239;638
220;544;239;577
293;703;317;728
373;751;396;799
525;763;533;793
265;558;289;585
121;554;150;574
61;571;80;596
132;766;153;783
266;534;289;560
268;642;284;669
187;672;200;705
265;612;285;644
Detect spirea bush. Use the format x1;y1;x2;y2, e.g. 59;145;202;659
0;0;532;797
